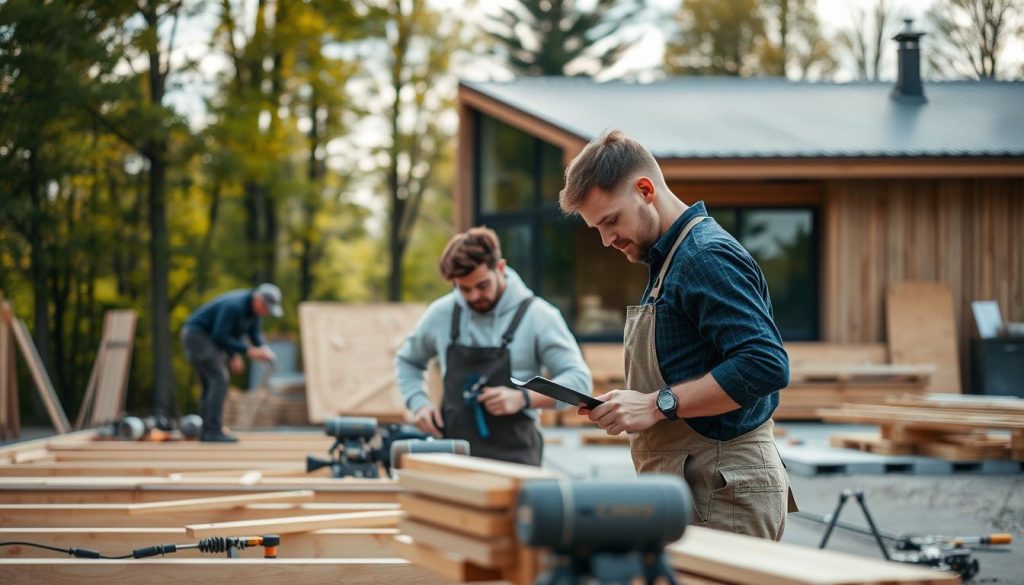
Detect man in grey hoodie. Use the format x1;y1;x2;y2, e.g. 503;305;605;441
395;227;592;466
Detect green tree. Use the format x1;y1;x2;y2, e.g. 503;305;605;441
926;0;1022;79
358;0;466;301
759;0;836;79
0;0;131;411
485;0;645;76
665;0;766;76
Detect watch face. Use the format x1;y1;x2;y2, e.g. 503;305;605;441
657;391;674;411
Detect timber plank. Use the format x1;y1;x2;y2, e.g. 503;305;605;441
0;527;398;559
185;509;403;538
0;502;398;528
8;316;70;434
397;493;513;538
399;517;513;568
0;558;445;585
397;468;516;509
126;489;315;515
668;525;959;585
392;535;502;583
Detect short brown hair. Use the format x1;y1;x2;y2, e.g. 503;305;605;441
439;227;502;279
559;130;660;213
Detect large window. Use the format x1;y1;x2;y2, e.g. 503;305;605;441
708;207;819;341
476;115;647;340
475;115;819;341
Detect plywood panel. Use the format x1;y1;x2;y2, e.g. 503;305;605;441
88;310;137;425
298;302;426;423
886;282;961;392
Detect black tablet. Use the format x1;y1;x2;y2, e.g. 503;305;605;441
510;376;604;409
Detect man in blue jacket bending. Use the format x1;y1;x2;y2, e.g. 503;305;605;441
182;283;282;442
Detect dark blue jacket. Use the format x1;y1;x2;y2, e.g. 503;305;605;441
642;202;789;440
185;290;265;355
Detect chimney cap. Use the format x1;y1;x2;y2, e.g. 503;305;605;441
893;18;925;42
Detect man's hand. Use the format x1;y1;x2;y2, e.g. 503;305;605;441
412;405;445;438
577;389;661;436
247;345;276;363
479;386;527;416
229;354;245;374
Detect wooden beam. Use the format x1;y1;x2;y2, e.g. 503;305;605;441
667;525;958;585
457;85;587;154
401;452;559;482
0;460;310;477
392;535;502;583
0;502;398;528
0;430;95;464
398;493;513;538
46;440;329;452
0;558;446;585
126;490;316;516
0;527;398;559
53;449;318;462
185;510;403;538
6;313;70;434
399;518;513;568
397;469;516;509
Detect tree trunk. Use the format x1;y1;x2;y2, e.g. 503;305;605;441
26;148;54;380
145;3;174;417
147;148;174;416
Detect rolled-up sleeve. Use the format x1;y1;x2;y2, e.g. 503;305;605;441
679;245;789;407
395;306;441;415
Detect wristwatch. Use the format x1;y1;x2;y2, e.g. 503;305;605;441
519;387;531;409
656;385;679;420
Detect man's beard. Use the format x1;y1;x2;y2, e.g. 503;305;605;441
620;208;658;263
470;280;505;313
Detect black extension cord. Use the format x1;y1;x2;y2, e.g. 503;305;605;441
0;536;278;559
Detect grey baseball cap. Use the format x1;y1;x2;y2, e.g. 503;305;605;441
255;283;284;317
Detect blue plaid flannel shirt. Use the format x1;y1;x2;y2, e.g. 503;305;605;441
640;201;789;441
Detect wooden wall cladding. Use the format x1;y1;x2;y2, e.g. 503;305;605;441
822;178;1024;388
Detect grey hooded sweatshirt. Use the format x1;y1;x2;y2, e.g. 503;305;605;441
395;267;592;419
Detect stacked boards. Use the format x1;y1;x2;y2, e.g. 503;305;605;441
393;453;957;585
822;394;1024;461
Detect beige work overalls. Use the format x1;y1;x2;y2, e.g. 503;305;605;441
625;215;797;541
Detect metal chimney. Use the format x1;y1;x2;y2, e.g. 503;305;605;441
891;19;926;103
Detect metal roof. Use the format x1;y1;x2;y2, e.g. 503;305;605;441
461;77;1024;159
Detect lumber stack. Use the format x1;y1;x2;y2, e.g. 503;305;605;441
393;453;956;585
777;342;933;420
821;395;1024;461
223;387;309;429
0;430;440;585
394;453;552;584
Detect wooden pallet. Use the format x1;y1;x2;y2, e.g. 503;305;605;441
821;402;1024;461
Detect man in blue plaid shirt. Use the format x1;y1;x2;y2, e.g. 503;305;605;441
559;130;796;540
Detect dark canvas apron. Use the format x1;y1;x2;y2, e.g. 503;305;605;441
442;297;543;466
625;215;798;541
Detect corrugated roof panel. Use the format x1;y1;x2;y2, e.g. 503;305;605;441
461;77;1024;159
